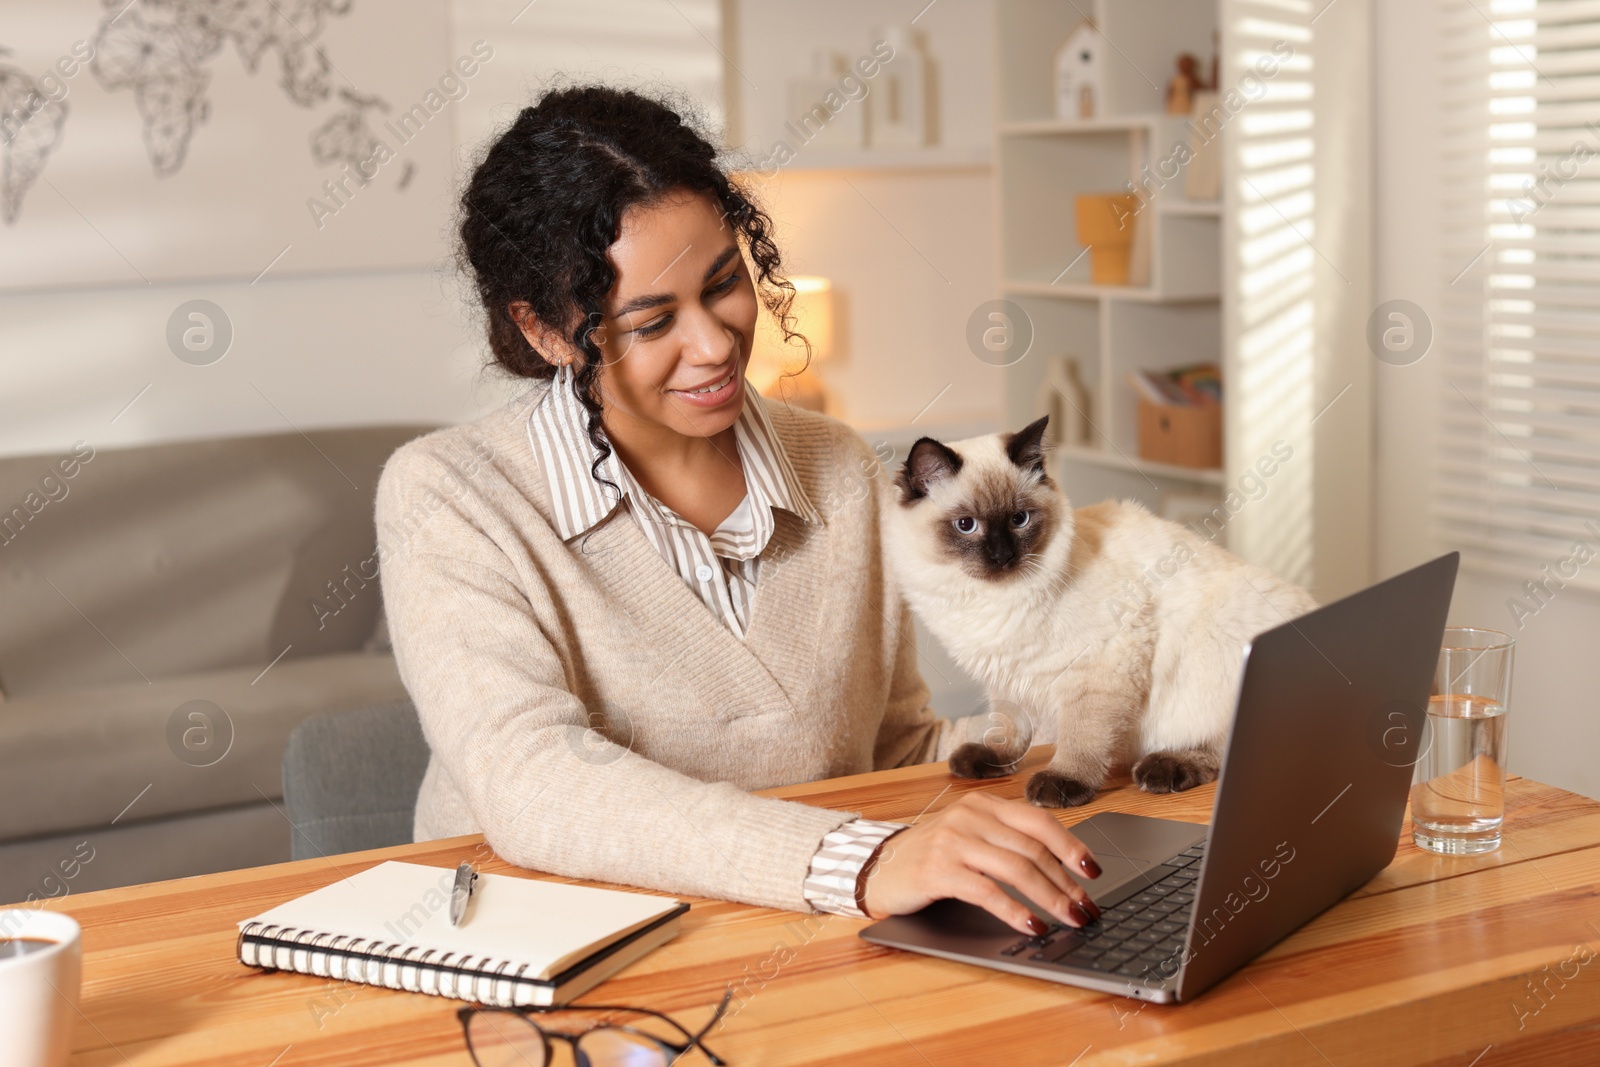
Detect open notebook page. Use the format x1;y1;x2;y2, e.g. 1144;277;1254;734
239;860;682;980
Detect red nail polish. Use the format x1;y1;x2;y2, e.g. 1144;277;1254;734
1080;856;1103;879
1067;902;1090;926
1025;916;1048;936
1083;897;1102;920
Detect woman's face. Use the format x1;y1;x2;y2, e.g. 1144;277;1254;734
586;189;760;441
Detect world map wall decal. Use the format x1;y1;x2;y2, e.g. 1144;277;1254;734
0;44;70;223
0;0;454;289
89;0;358;177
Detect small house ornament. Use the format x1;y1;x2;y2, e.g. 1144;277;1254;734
1055;20;1103;120
1036;356;1092;447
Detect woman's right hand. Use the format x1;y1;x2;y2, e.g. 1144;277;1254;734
860;791;1104;935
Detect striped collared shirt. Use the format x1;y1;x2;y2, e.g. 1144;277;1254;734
525;364;906;917
801;819;908;916
526;362;822;640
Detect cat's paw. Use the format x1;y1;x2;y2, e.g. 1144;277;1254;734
1025;770;1098;808
948;742;1015;779
1132;752;1218;794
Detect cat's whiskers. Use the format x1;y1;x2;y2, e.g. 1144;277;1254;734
1015;557;1048;582
1011;555;1070;607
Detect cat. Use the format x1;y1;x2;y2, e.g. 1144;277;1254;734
884;414;1317;807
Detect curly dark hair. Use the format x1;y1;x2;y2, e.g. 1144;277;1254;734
457;83;808;490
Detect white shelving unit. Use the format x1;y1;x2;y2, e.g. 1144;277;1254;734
991;0;1375;598
994;0;1227;521
724;1;996;176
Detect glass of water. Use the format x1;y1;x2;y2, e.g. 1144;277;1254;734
1411;627;1514;855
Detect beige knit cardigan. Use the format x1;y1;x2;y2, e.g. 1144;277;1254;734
374;381;959;913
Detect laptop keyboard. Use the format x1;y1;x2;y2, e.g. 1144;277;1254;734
998;840;1207;984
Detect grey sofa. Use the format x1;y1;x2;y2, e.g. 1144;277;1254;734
0;424;437;904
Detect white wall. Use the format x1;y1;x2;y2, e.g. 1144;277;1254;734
1374;2;1600;801
1;0;999;458
726;0;1002;431
0;0;723;459
0;268;494;456
744;166;1000;430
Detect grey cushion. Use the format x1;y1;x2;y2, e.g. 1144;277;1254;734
282;699;430;861
0;651;407;841
0;801;289;906
0;424;437;700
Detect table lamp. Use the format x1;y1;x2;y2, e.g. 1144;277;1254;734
748;275;834;413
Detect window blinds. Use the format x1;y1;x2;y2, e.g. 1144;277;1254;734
1224;0;1317;589
1438;0;1600;593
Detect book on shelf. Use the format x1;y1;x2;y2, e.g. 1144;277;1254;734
236;860;687;1008
1128;363;1221;407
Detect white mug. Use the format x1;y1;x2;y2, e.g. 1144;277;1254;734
0;909;82;1067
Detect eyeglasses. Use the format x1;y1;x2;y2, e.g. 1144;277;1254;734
459;986;731;1067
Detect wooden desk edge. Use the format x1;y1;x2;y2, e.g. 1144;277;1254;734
25;746;1555;914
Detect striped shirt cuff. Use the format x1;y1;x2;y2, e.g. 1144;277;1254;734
802;819;909;918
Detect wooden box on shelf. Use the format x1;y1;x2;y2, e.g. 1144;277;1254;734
1136;399;1221;470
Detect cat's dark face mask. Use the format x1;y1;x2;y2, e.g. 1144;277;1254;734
894;416;1062;582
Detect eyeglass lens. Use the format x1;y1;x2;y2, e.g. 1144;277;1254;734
466;1010;677;1067
467;1011;548;1067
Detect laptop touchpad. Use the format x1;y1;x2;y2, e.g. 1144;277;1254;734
1067;816;1190;903
997;837;1167;921
998;813;1206;918
1074;853;1164;902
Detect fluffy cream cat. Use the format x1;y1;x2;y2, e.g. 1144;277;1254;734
885;415;1316;807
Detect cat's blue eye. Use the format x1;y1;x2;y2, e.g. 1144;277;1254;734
954;516;978;534
1011;511;1030;528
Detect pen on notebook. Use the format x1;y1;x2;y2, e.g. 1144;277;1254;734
450;862;478;926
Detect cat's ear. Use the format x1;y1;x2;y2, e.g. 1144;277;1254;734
897;437;963;502
1006;415;1051;475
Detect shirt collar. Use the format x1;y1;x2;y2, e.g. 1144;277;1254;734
526;363;822;542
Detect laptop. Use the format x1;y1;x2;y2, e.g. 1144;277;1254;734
860;552;1459;1004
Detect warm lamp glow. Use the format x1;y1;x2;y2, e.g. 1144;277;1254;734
748;276;835;410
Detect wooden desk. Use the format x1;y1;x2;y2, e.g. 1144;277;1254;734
39;750;1600;1066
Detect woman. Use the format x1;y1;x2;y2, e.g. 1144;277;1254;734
375;85;1103;937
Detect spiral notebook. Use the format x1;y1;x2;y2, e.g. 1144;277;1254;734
237;860;687;1007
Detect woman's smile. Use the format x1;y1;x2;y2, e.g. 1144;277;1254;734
667;365;742;408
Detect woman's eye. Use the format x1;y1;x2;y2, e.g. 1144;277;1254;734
631;273;739;338
633;314;672;338
954;516;978;534
1011;511;1030;528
